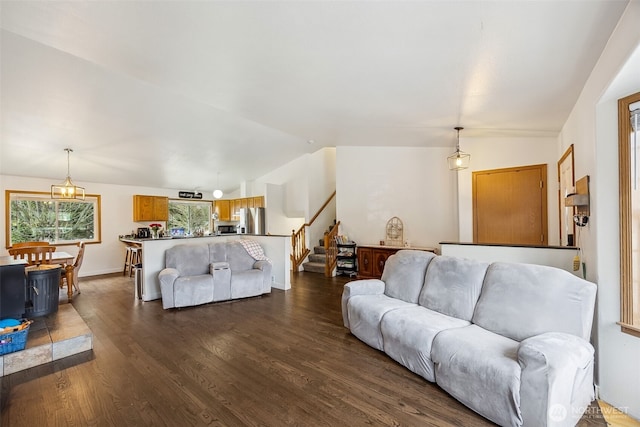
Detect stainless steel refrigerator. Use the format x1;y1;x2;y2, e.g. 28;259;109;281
239;207;266;235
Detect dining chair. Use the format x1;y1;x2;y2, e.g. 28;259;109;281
11;241;51;248
8;245;57;266
61;241;85;294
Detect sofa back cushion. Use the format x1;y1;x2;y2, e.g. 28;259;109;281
224;241;257;271
419;256;489;321
209;242;228;263
382;250;436;303
165;244;210;276
472;262;597;341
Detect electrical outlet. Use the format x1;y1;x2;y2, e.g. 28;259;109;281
271;275;275;283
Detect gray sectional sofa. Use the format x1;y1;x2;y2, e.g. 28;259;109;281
158;240;272;309
342;250;597;427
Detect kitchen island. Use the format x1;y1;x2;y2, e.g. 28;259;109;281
120;234;291;301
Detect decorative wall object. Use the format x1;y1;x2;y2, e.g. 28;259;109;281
385;216;404;247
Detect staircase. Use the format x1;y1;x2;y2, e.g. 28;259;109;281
302;241;327;274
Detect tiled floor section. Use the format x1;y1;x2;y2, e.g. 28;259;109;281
0;303;93;376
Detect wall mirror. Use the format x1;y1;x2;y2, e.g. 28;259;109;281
558;144;575;246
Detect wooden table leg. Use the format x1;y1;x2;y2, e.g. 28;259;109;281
65;264;75;302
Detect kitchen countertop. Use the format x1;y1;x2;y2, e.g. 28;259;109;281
119;234;289;243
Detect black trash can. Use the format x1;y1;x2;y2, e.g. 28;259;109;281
25;264;61;318
134;263;143;300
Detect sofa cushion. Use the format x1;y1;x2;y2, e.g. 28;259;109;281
231;270;264;299
166;244;210;276
419;256;489;321
380;306;470;382
209;243;228;263
224;241;258;271
173;274;214;308
432;324;522;427
472;262;597;342
347;294;416;351
382;250;436;303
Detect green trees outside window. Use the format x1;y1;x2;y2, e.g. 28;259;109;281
7;191;101;246
168;200;212;236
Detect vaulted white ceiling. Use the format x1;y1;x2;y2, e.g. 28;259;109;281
0;1;629;194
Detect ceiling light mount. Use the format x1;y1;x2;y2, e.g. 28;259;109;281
447;127;470;171
51;148;85;200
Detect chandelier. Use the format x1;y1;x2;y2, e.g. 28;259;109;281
51;148;85;200
447;127;471;171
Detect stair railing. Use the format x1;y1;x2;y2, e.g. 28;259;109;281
324;221;340;277
291;190;336;271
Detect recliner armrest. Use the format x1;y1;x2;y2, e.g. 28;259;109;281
253;260;273;293
253;260;271;271
518;332;594;426
341;279;386;327
519;332;594;369
344;279;385;296
158;268;180;308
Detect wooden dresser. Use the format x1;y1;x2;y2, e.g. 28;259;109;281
357;245;438;279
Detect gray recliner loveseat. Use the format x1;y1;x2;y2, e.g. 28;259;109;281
342;250;597;427
158;240;272;309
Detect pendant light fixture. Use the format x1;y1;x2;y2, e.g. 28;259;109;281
213;172;223;199
51;148;85;200
447;126;470;171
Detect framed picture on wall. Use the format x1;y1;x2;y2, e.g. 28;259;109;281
558;144;575;246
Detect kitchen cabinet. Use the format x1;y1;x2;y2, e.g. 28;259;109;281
133;195;169;221
357;245;437;279
223;197;265;221
214;200;231;221
230;199;239;220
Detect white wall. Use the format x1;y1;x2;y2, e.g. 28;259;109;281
456;136;560;245
441;243;579;273
255;152;310;218
0;174;212;277
336;146;458;249
255;147;337;255
307;148;337;250
559;1;640;419
263;183;302;236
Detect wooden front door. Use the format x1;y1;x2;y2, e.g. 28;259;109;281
473;164;548;245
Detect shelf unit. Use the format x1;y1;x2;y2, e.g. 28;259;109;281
336;242;357;277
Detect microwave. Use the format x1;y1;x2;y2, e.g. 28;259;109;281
217;225;236;234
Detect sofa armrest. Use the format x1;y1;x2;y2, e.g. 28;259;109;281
158;268;180;309
253;260;273;293
253;260;271;271
518;332;595;427
341;279;385;328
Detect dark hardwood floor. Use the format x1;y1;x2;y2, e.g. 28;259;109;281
1;271;605;426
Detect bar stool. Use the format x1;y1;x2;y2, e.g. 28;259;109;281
123;245;141;277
